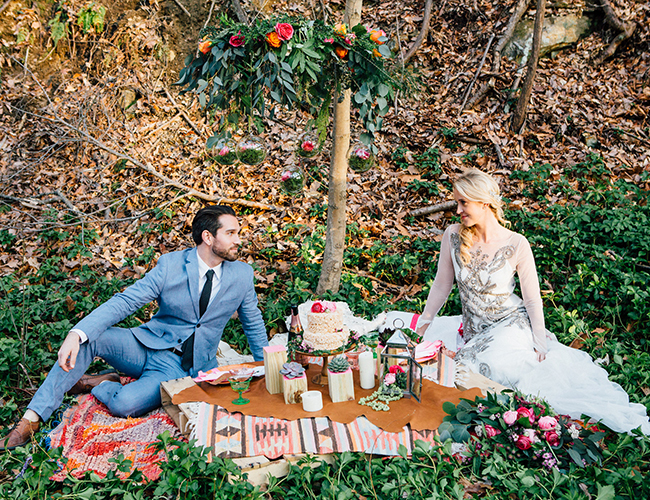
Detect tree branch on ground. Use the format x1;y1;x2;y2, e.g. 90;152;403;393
467;0;532;109
592;0;637;65
409;200;457;217
403;0;434;65
511;0;546;133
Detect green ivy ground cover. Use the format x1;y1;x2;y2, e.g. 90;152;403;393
0;156;649;497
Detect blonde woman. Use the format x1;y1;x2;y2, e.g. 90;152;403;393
416;169;649;435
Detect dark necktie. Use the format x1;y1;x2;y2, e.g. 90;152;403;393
181;269;214;371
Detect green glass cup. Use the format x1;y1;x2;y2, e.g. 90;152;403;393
229;377;253;405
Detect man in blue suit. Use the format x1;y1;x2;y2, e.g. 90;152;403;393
0;205;268;450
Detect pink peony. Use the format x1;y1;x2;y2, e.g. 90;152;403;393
218;146;230;156
503;410;518;426
275;23;294;41
384;373;396;385
545;431;560;447
321;301;337;312
355;148;371;160
301;140;315;152
484;424;501;438
538;416;558;431
517;406;536;425
281;171;291;181
229;31;245;47
515;435;532;450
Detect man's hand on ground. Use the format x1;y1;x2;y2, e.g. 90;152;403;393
58;331;81;372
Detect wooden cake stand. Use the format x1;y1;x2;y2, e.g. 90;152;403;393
295;344;357;386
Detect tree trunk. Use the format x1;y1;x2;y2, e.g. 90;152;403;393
316;0;362;295
511;0;546;133
403;0;434;64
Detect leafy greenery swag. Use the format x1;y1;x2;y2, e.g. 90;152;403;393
175;15;397;151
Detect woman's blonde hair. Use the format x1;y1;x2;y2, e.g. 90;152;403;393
454;169;509;265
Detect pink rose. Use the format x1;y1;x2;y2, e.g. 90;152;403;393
503;410;518;426
218;146;230;156
538;416;557;431
545;431;560;447
384;373;396;385
275;23;294;41
355;148;370;160
321;301;337;312
324;38;334;43
301;140;315;152
517;406;536;425
515;435;532;450
229;30;245;47
485;424;501;438
281;171;291;181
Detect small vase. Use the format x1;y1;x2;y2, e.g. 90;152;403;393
280;165;305;195
237;135;267;166
348;142;375;173
209;137;238;166
295;132;319;159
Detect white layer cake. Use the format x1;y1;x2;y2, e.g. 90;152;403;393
303;310;350;351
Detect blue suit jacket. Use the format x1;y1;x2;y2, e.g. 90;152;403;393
73;248;268;374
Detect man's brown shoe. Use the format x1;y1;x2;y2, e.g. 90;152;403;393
0;418;39;451
67;371;121;395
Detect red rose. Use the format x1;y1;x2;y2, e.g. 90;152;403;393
516;406;536;425
230;31;245;47
515;436;532;450
388;365;405;374
545;431;560;447
275;23;294;41
311;302;324;313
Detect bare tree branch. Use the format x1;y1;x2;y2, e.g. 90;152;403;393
409;200;457;217
403;0;434;64
592;0;637;65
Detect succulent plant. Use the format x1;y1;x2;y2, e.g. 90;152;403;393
279;361;306;379
328;355;350;373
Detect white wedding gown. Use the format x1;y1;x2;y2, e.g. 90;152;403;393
418;225;650;435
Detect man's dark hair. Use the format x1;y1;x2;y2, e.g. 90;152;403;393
191;205;237;245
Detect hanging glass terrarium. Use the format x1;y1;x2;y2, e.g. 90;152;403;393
347;141;375;173
280;164;305;195
209;137;238;166
237;135;267;166
295;131;319;159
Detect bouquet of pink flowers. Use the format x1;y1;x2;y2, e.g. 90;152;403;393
440;392;605;470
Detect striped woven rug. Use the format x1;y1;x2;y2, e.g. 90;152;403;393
48;394;183;481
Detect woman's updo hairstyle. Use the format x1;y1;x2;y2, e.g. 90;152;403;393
454;169;509;265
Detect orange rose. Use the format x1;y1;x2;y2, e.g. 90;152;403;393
334;23;347;35
266;32;281;48
372;48;382;58
198;39;212;54
370;29;386;44
334;46;349;59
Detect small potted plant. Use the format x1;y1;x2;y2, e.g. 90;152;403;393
328;355;355;403
280;165;305;195
348;142;375;172
280;361;307;404
237;135;267;166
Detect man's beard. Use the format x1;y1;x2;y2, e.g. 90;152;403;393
212;244;238;262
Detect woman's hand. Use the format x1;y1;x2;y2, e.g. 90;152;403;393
534;348;546;362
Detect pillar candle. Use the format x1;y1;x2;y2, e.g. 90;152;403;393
359;350;375;389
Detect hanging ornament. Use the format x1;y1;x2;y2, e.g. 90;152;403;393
348;141;375;173
237;135;267;166
280;164;305;195
209;137;238;166
295;132;319;159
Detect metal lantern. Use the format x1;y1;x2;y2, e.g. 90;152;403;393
380;321;423;402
